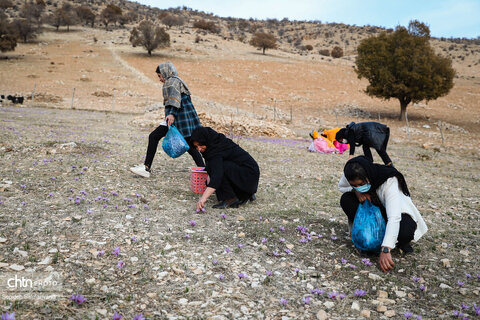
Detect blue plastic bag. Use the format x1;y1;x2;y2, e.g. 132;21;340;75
351;200;386;252
162;125;190;158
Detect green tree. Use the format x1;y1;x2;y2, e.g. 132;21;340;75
76;5;95;27
13;18;39;42
249;32;277;55
100;4;122;30
355;20;455;120
0;10;16;52
129;20;170;56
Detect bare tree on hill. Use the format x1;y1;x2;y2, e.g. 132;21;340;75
249;32;277;54
76;5;95;27
129;20;170;56
161;14;185;29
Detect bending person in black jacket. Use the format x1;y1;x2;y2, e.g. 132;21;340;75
191;127;260;210
335;121;393;166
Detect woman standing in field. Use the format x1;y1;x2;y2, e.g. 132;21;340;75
130;62;204;178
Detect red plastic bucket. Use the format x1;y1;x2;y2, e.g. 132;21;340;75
190;167;207;194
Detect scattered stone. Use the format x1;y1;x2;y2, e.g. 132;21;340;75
377;305;387;313
369;273;383;281
96;309;107;316
384;310;396;317
178;298;188;305
316;310;328;320
237;216;245;221
395;290;406;298
377;290;388;298
440;283;452;289
441;258;451;268
0;238;7;243
360;310;371;318
323;301;335;309
351;301;360;311
9;264;25;271
238;232;245;238
38;256;52;265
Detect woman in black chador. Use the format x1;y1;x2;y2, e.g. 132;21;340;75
190;127;260;210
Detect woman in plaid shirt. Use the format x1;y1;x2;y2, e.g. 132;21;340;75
130;62;204;178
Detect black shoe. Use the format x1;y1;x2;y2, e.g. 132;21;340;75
238;194;257;206
399;243;413;255
212;198;239;209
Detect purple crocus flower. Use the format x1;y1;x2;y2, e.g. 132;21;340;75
419;285;426;291
131;236;137;242
404;311;413;318
416;316;422;320
237;273;248;279
112;312;123;320
474;304;480;315
218;274;225;280
311;288;324;295
302;296;311;304
466;273;472;278
132;314;145;320
339;293;346;300
265;270;273;276
361;258;373;266
261;238;268;243
457;281;465;287
412;276;420;282
116;261;125;268
112;247;120;255
461;303;470;310
354;289;367;297
279;226;285;232
284;249;291;254
237;243;244;248
452;310;463;317
189;220;196;227
331;236;337;240
294;268;300;274
269;227;274;232
185;234;191;239
299;238;307;243
212;259;218;265
1;312;15;320
272;251;280;257
349;264;357;269
328;292;337;299
279;238;285;243
98;250;105;257
220;213;227;219
225;248;230;253
280;298;287;306
69;294;87;305
341;258;348;264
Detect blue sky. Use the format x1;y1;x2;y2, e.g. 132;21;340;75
136;0;480;38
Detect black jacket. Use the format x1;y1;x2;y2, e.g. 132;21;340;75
345;122;389;155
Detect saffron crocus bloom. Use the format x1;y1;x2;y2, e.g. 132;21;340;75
294;268;300;273
237;273;248;279
225;248;230;253
404;311;413;318
361;258;373;266
261;238;268;243
331;236;337;240
466;273;472;278
218;274;225;280
237;243;244;248
112;247;120;255
457;281;465;287
302;296;311;304
69;294;87;305
416;316;422;320
112;312;123;320
419;285;426;291
189;220;196;227
349;264;357;269
284;249;291;254
98;250;105;256
212;259;218;265
341;258;347;264
328;292;337;300
272;251;279;257
280;298;287;306
279;226;285;232
412;276;420;282
452;310;463;317
269;227;274;232
132;314;145;320
339;293;346;300
265;270;273;276
461;304;470;310
220;213;227;219
279;238;285;243
354;289;367;297
131;236;137;242
185;234;191;239
474;304;480;315
1;312;15;320
116;261;125;268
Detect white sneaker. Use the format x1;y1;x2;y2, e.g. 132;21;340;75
129;164;150;178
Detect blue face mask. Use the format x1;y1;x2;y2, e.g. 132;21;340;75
353;183;371;193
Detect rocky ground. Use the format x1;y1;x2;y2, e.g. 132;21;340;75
0;105;479;319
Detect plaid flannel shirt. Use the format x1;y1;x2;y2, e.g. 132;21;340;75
165;94;201;138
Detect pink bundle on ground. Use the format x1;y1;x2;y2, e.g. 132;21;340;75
309;137;337;153
333;141;349;154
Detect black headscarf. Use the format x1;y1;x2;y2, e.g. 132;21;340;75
190;127;237;161
344;156;410;196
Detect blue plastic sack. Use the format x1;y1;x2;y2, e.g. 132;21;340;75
162;125;190;158
351;200;386;252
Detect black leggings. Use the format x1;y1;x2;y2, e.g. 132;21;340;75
144;124;205;169
340;192;416;248
363;130;392;165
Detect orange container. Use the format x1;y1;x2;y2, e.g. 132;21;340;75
190;167;208;194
